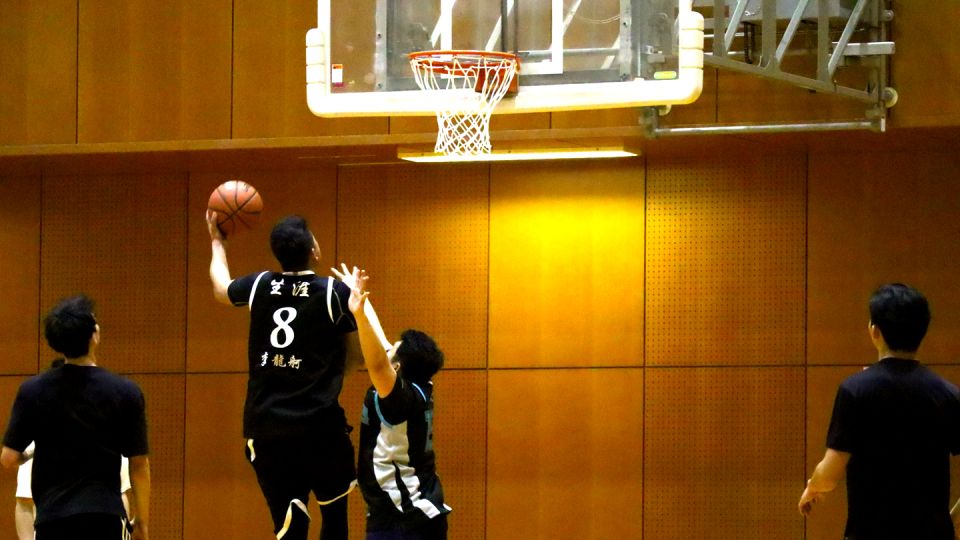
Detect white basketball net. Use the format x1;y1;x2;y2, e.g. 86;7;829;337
410;51;519;156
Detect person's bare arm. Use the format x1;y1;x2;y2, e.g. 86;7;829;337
206;210;233;306
798;448;850;516
333;266;398;396
0;446;27;469
128;455;151;540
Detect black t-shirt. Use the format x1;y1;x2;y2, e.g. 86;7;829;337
827;358;960;540
228;271;357;438
358;377;449;532
3;364;148;526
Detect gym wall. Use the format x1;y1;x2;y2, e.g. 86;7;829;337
2;1;960;539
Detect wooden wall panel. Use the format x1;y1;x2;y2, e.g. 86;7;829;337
183;374;273;539
808;150;960;365
891;3;960;127
645;367;804;539
127;374;185;540
340;372;373;540
489;160;644;368
487;368;644;540
185;168;338;372
0;0;76;145
0;376;31;537
0;176;41;374
337;164;489;369
716;61;866;124
646;154;806;366
77;0;232;143
232;0;386;138
40;174;187;373
432;370;486;539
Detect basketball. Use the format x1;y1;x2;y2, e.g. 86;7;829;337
207;180;263;237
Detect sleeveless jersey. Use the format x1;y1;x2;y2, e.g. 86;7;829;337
228;271;356;438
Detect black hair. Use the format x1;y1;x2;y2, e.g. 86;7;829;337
270;215;315;272
869;283;930;353
396;329;445;384
44;295;97;359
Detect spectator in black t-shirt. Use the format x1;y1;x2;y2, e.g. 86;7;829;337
206;213;389;540
1;295;151;540
799;283;960;540
333;265;451;540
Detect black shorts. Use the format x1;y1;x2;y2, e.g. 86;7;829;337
35;513;130;540
246;431;356;532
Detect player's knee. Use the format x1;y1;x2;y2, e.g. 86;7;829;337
276;498;310;540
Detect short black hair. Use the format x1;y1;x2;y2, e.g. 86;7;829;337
397;329;444;384
270;215;316;272
869;283;930;353
44;295;97;359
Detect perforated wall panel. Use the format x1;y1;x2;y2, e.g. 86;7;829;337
0;176;40;374
127;374;185;540
40;174;187;373
432;370;486;539
337;164;489;368
489;160;645;368
185;169;338;372
808;151;960;364
646;155;806;366
644;367;804;539
488;368;644;539
339;372;373;540
183;374;275;539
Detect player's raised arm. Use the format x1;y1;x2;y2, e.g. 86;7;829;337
333;265;397;396
206;210;233;305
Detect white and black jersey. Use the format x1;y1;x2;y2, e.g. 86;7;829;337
228;270;357;439
358;377;451;533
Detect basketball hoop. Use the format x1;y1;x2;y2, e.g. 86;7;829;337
409;50;520;157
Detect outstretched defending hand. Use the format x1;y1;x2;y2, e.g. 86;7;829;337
331;263;369;315
205;210;226;242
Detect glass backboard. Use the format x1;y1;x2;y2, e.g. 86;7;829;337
307;0;704;116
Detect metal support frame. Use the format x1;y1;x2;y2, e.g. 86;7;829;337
660;0;895;136
702;0;892;104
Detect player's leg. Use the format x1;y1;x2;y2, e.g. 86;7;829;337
311;430;357;540
247;438;312;540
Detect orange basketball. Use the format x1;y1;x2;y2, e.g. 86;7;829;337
208;180;263;237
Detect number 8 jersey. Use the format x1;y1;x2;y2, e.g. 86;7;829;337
228;270;357;439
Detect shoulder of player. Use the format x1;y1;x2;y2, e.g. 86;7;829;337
93;369;145;395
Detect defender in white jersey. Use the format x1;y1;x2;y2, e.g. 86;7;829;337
333;265;451;540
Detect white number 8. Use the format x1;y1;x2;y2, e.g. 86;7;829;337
270;307;297;348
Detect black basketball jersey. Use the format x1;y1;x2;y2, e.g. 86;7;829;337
358;377;451;532
228;270;357;438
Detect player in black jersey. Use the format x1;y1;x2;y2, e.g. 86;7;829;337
207;214;389;540
2;295;150;540
799;284;960;540
333;265;451;540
